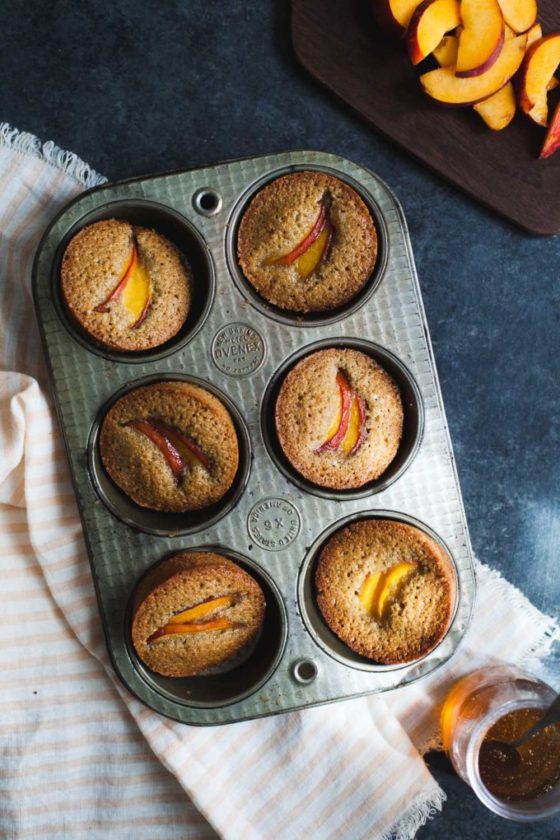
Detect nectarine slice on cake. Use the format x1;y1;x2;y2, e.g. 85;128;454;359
317;372;366;456
271;198;333;279
168;595;236;625
148;419;212;474
126;418;184;480
473;82;516;129
148;616;236;643
317;371;352;452
497;0;537;35
406;0;461;66
420;33;527;105
518;34;560;115
359;561;417;621
373;0;424;36
95;244;152;329
456;0;504;78
126;417;211;483
341;393;367;456
540;100;560;159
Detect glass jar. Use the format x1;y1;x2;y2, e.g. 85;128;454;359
441;664;560;821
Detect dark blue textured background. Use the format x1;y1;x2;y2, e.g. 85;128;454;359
1;0;558;836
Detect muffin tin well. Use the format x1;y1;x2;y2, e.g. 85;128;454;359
52;199;215;363
261;337;423;501
33;150;476;725
298;510;459;673
88;373;252;537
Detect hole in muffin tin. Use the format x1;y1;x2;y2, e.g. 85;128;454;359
291;659;318;685
298;510;459;673
192;188;222;217
88;374;252;537
261;338;424;501
225;164;389;327
125;547;288;709
52;199;215;363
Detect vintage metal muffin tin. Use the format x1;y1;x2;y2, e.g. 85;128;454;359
33;150;476;725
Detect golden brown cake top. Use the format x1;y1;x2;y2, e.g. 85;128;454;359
315;519;457;664
275;347;403;490
99;381;239;512
237;171;377;313
61;219;191;352
132;552;266;677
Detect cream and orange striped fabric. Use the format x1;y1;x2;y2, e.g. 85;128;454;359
2;126;558;840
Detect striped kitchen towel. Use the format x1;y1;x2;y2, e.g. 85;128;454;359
1;123;559;840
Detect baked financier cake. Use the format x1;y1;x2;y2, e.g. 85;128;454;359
60;219;191;351
99;381;239;512
132;552;266;677
275;348;403;490
237;171;377;313
315;519;456;664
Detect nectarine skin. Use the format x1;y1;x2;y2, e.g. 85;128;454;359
455;0;505;79
540;100;560;160
518;34;560;115
372;0;423;37
406;0;461;67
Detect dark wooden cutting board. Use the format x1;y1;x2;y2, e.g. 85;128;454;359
292;0;560;234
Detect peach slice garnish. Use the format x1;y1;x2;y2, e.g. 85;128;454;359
433;34;459;67
294;218;333;280
148;617;235;644
126;417;211;483
127;418;184;480
455;0;504;79
167;595;235;625
271;197;333;279
148;419;212;474
95;243;152;329
341;393;367;456
407;0;461;66
359;562;417;621
317;371;367;456
317;371;352;452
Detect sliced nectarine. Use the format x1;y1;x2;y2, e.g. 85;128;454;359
518;34;560;114
456;0;504;78
127;418;184;480
373;0;424;35
168;596;235;625
497;0;537;35
341;394;366;456
406;0;461;66
149;419;212;474
540;100;560;159
433;34;458;66
358;562;417;620
358;572;384;614
95;244;152;328
318;371;352;451
95;246;136;313
148;617;235;643
420;33;527;105
473;82;516;129
294;216;333;279
526;22;542;49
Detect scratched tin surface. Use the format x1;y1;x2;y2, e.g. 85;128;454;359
32;150;476;724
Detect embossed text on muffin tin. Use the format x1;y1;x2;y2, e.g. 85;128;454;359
211;322;266;377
